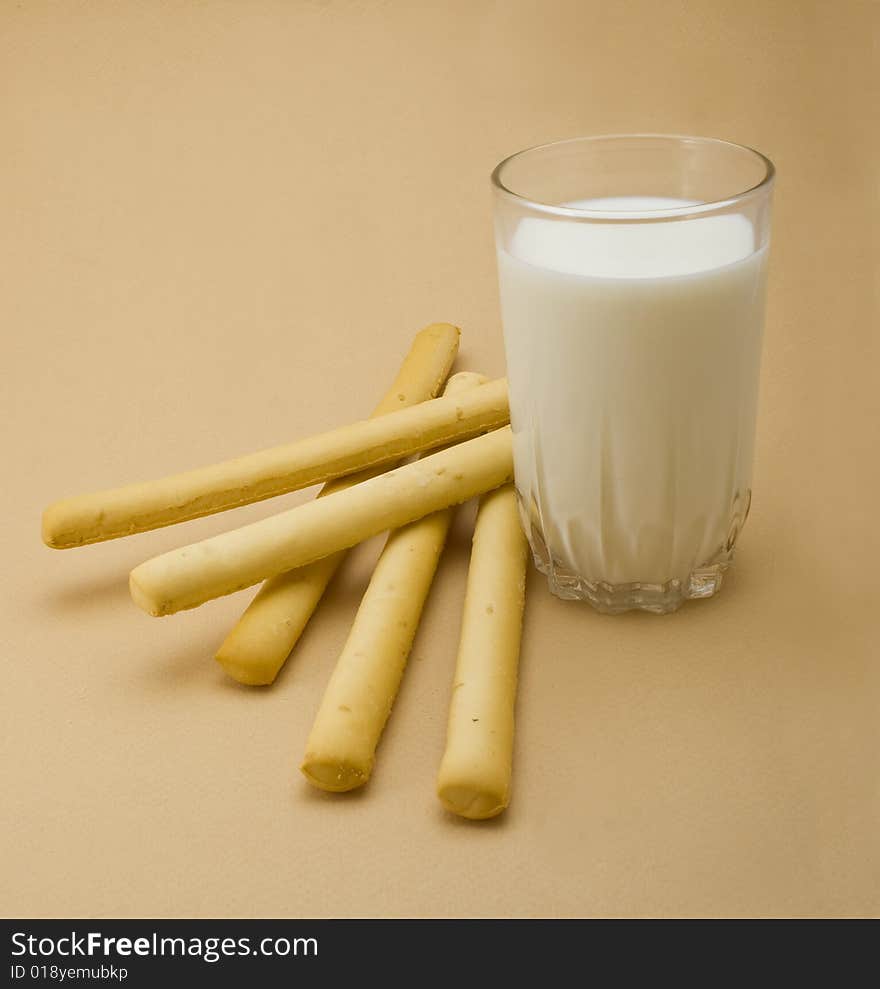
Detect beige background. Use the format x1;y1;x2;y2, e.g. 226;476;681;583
2;0;878;919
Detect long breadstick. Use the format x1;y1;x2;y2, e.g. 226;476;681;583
42;373;509;549
130;426;514;617
215;324;460;686
301;372;487;790
436;484;528;820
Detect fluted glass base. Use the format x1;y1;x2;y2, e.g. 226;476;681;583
533;552;729;614
520;491;742;615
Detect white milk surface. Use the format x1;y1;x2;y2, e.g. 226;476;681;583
498;197;768;586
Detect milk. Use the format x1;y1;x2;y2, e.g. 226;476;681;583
497;197;768;600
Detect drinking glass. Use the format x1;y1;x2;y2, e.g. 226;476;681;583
492;135;774;613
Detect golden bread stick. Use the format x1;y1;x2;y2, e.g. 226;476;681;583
436;484;528;820
42;373;508;549
301;372;487;790
130;426;514;617
215;324;460;685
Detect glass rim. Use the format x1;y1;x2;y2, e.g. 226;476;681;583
491;133;775;220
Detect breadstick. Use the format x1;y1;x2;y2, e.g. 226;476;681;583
130;426;514;617
436;484;528;820
42;374;509;549
301;372;487;790
215;323;460;686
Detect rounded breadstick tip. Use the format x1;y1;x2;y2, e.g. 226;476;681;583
41;504;68;549
437;780;509;821
422;322;461;343
128;569;166;617
301;757;371;792
214;650;276;687
446;371;489;390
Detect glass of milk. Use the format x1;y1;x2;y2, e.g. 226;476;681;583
492;135;774;613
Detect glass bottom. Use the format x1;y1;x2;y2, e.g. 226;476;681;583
520;492;738;614
532;552;729;614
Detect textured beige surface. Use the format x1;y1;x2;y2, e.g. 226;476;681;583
2;0;878;918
